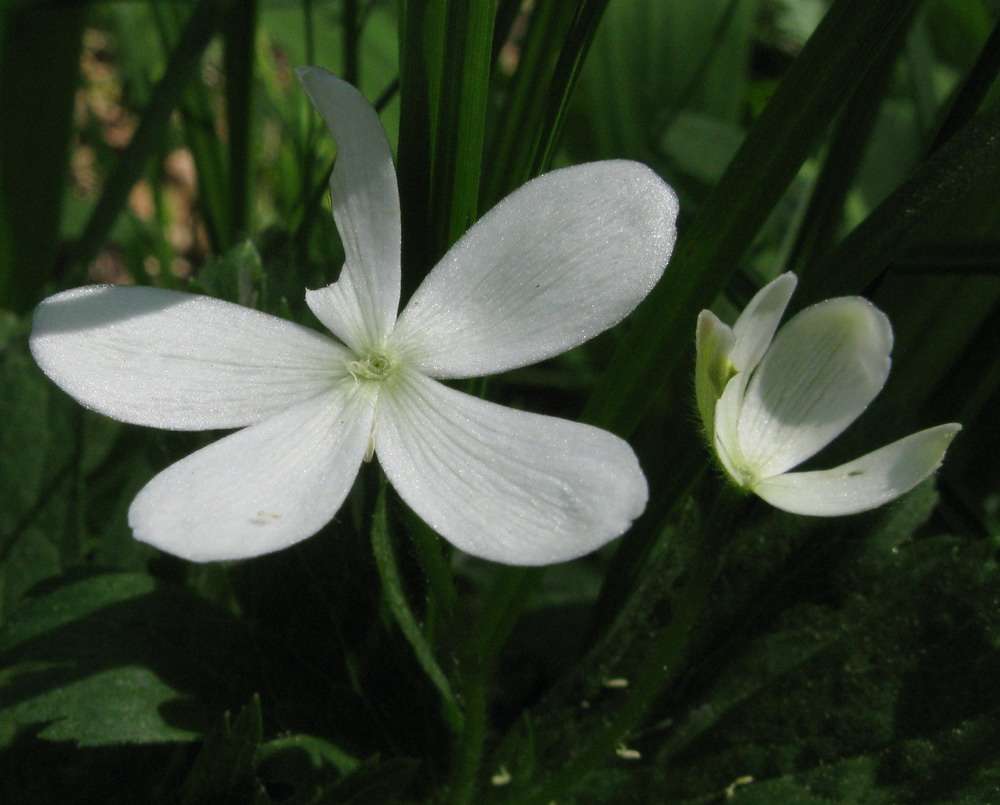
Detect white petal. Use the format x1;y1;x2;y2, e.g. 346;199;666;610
393;161;678;378
737;297;893;478
753;424;961;516
129;383;376;561
694;310;734;438
375;370;648;565
713;370;750;485
30;285;347;430
297;67;401;351
730;273;797;373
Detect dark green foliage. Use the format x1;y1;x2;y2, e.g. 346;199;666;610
1;1;998;802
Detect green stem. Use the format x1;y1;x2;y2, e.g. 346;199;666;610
370;480;464;735
448;657;488;805
449;566;542;803
523;487;745;804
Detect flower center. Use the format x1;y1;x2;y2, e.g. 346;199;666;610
345;349;396;383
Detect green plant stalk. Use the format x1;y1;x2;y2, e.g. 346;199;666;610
370;481;464;735
482;0;611;208
481;1;564;209
449;566;542;803
343;0;360;87
152;3;232;254
522;487;746;805
448;657;488;805
529;0;612;180
223;0;258;243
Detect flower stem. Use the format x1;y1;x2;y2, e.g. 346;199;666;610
449;566;543;804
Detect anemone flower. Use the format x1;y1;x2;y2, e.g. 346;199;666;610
695;273;960;515
30;67;678;565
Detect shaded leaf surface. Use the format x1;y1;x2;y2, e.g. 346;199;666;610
0;571;259;745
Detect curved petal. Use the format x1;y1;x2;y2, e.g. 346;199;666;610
30;285;347;430
129;383;377;561
737;297;893;478
375;370;648;565
393;161;678;378
713;370;750;486
730;272;796;373
753;424;961;516
298;67;401;351
694;310;734;438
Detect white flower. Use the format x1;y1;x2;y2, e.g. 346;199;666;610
30;68;679;565
695;273;960;515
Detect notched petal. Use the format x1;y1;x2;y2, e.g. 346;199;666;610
297;66;401;350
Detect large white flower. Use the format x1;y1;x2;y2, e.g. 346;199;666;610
30;68;678;565
695;273;960;515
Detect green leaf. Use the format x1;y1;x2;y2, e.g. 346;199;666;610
565;0;754;167
794;98;1000;307
180;696;265;805
0;571;259;745
0;336;77;617
190;240;266;307
256;732;360;794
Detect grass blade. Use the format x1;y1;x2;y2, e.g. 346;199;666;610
582;0;922;437
67;0;232;278
0;4;86;311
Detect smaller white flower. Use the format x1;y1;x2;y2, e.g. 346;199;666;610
30;68;679;566
695;273;960;515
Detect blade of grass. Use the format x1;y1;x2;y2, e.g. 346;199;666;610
0;4;86;311
397;0;494;297
152;2;232;254
786;10;911;280
582;0;922;438
66;0;232;279
482;0;611;209
793;97;1000;307
223;0;257;244
929;17;1000;153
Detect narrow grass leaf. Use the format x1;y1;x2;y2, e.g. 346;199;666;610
583;0;922;437
68;0;232;277
0;5;86;312
397;0;494;295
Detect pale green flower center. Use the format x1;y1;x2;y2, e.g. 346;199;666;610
345;349;397;383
